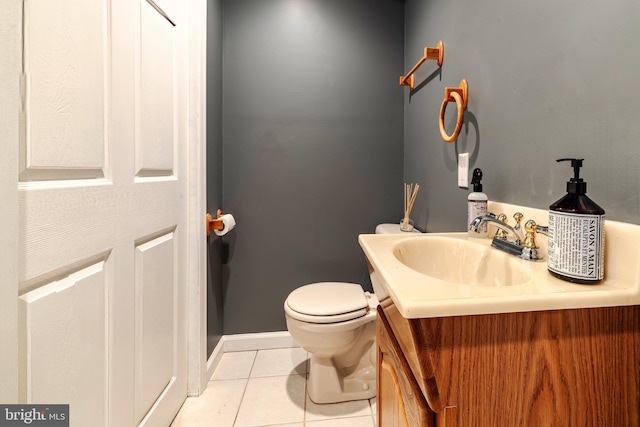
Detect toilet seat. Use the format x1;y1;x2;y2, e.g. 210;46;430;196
285;282;370;324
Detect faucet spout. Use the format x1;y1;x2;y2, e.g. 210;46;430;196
469;213;524;243
469;213;546;262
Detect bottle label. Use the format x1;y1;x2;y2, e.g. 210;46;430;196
547;211;605;281
468;200;487;232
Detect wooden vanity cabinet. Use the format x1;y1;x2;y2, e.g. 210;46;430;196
376;303;640;427
377;305;435;427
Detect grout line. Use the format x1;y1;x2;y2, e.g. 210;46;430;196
247;349;259;379
231;377;250;427
231;351;257;427
303;363;308;425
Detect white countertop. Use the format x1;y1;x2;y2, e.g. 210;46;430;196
358;202;640;318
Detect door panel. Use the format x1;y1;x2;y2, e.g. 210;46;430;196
22;0;107;180
138;2;175;176
18;0;189;426
19;261;109;426
135;232;176;423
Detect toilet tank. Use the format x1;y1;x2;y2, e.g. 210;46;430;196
375;223;422;234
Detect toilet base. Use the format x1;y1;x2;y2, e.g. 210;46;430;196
307;342;376;404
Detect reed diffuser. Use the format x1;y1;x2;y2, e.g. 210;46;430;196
402;183;419;231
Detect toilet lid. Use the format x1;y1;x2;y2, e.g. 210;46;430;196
286;282;369;323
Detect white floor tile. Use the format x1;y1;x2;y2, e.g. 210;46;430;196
305;396;372;422
211;351;256;380
250;347;308;378
170;378;247;427
234;375;306;427
254;424;303;427
174;347;380;427
306;416;375;427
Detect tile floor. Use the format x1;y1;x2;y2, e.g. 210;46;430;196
171;347;377;427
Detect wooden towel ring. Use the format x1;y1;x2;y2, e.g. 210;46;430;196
439;79;468;143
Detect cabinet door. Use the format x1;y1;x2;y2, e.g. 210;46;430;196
377;307;434;427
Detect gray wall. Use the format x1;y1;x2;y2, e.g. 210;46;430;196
404;0;640;232
213;0;640;335
221;0;405;333
206;0;223;356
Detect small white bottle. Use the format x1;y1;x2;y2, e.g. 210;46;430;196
468;168;488;238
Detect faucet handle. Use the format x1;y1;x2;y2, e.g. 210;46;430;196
534;224;549;236
523;220;540;249
494;213;509;240
513;212;524;231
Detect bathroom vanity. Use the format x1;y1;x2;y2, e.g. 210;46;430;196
360;203;640;426
376;299;639;426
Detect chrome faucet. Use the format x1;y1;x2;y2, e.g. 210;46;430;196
469;212;547;261
469;213;524;243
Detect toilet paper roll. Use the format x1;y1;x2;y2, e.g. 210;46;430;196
214;214;236;236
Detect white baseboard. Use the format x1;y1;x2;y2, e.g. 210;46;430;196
206;331;298;381
222;331;298;352
205;338;226;384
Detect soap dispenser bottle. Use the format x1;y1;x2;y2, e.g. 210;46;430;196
547;158;605;283
468;168;488;238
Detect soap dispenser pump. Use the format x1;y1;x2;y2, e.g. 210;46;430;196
548;158;605;283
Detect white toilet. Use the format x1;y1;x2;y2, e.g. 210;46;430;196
284;223;421;404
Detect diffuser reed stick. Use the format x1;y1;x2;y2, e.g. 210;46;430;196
402;183;419;230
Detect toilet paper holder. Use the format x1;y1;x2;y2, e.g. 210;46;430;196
206;209;225;236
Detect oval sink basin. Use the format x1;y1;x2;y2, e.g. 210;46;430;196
393;236;532;287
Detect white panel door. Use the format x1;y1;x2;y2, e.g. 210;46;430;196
18;0;190;426
0;0;21;404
